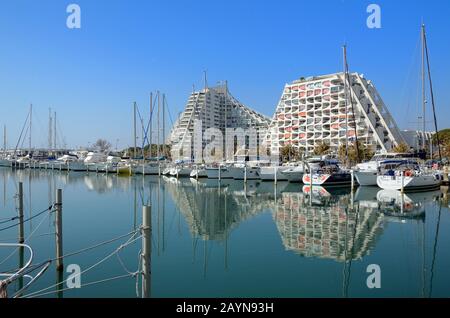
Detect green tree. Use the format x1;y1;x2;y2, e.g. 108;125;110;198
392;142;410;153
280;144;301;163
338;141;374;167
313;141;331;156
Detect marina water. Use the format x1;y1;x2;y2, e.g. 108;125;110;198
1;167;449;297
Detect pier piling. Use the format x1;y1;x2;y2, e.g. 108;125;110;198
18;182;24;244
55;188;63;271
142;205;151;298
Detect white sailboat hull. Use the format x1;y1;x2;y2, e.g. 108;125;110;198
377;174;441;191
132;164;160;175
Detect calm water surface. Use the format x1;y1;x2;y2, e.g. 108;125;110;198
0;167;449;298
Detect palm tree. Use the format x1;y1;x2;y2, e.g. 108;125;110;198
313;141;330;156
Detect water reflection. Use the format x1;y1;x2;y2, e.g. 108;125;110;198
274;186;384;261
1;167;448;297
165;178;277;240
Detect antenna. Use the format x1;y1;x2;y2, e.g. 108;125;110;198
203;70;208;92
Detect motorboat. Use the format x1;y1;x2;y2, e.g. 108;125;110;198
259;166;290;181
228;162;261;180
376;160;442;192
56;153;87;171
84;152;108;172
281;164;305;183
302;159;352;186
205;165;233;179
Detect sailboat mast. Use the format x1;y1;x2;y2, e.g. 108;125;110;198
54;111;57;153
162;94;166;158
149;92;153;157
48;108;52;154
224;80;228;161
421;25;426;149
343;46;349;160
157;91;160;158
29;104;32;155
2;125;4;154
133;102;137;158
423;24;442;161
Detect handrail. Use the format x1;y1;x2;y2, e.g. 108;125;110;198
0;243;33;285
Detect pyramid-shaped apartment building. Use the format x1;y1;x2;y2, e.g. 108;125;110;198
264;72;405;155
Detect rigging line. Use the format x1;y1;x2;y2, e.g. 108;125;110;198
0;207;53;267
428;203;442;298
0;215;20;225
46;229;140;262
400;31;422;129
163;96;175;127
13;111;30;156
20;124;30;150
27;273;134;299
0;206;53;232
22;234;142;298
423;28;442;161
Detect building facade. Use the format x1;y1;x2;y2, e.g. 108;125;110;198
264;73;406;156
169;84;271;162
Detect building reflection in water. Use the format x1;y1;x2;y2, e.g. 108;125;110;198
274;185;384;262
164;178;277;241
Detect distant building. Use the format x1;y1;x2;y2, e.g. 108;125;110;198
264;72;406;155
168;84;271;161
401;130;435;153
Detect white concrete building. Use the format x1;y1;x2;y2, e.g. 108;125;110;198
401;130;435;153
168;84;271;161
264;73;406;155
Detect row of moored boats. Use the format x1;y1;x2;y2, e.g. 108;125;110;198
0;151;448;192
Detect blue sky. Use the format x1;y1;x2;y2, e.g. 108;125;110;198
1;0;449;149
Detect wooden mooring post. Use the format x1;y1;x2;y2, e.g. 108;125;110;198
18;182;24;244
142;205;151;298
55;188;63;271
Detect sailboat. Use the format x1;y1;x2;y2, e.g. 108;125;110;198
377;24;443;191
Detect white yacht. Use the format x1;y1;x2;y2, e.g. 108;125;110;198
56;153;87;171
281;164;305;183
228;162;260;180
354;153;419;186
84;152;108;172
377;160;442;192
205;165;233;179
259;165;290;181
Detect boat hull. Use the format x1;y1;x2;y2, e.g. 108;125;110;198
377;174;441;192
281;167;304;183
302;172;352;186
229;166;260;180
354;170;378;186
259;166;289;181
205;167;233;179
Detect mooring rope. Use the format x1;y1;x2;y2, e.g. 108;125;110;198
0;205;54;232
22;233;142;298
